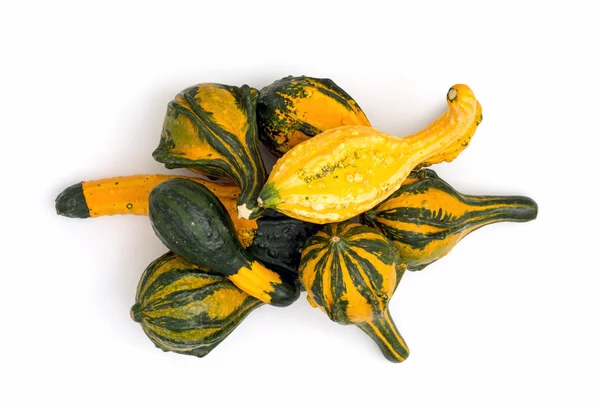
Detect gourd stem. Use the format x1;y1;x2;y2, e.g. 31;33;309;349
356;308;409;363
459;195;538;224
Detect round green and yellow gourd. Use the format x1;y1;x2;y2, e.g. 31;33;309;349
257;75;371;157
299;222;409;363
153;83;267;219
362;169;539;270
131;252;263;358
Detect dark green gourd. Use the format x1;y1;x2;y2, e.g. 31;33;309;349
131;252;263;358
247;209;320;281
148;178;300;306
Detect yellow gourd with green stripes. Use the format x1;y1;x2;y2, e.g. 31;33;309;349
299;222;409;362
131;252;263;358
256;76;371;157
153;83;266;219
363;169;538;270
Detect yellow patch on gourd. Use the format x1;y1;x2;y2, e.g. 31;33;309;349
194;84;250;140
202;287;251;320
228;261;283;304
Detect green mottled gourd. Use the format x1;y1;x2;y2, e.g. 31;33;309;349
257;76;371;157
152;83;267;219
131;252;263;358
299;222;409;363
149;178;300;306
362;169;539;271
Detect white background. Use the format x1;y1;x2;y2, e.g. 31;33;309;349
1;1;599;407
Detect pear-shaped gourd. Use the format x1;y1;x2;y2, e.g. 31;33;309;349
299;222;409;362
362;169;538;270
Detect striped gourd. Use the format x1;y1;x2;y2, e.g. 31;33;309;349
258;84;481;224
299;222;409;363
149;178;300;306
131;252;263;358
153;83;266;219
54;174;258;247
362;169;538;270
257;76;371;157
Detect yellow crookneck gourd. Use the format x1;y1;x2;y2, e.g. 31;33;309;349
257;84;481;224
299;222;409;363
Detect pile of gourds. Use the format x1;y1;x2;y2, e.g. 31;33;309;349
56;76;537;362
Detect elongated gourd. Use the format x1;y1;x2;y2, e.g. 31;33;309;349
363;169;538;270
257;76;371;157
299;222;409;362
152;83;267;219
54;174;258;248
131;252;263;358
149;178;300;306
258;84;480;224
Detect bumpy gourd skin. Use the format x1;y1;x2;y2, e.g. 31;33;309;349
257;76;371;157
149;178;300;307
131;252;263;358
363;169;539;270
55;174;258;247
152;83;267;219
299;222;409;362
258;84;480;224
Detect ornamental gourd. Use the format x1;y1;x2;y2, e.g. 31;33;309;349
362;169;539;270
54;174;258;247
153;83;267;219
257;76;371;157
149;178;300;306
258;84;481;224
131;252;263;358
299;222;409;362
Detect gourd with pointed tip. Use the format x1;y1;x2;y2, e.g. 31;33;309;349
149;178;300;306
54;174;258;247
152;83;267;219
362;169;538;270
258;84;481;224
131;252;263;358
299;222;409;362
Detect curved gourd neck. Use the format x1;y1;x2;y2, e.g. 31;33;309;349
356;308;409;363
